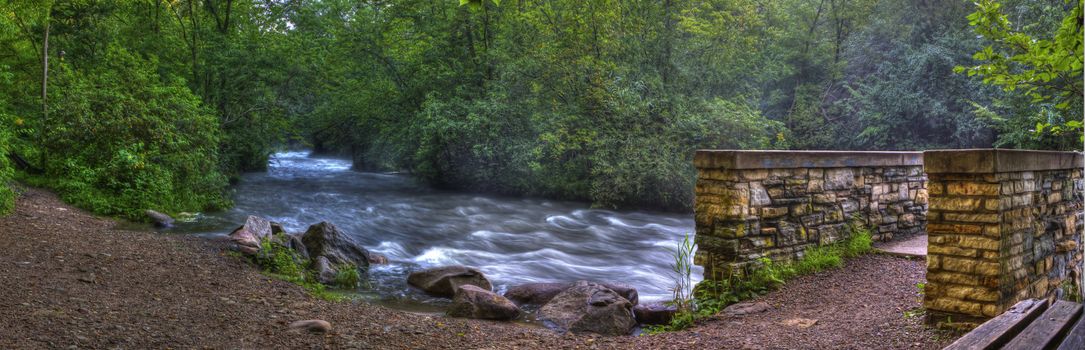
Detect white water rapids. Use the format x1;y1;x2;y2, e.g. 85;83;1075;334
169;151;701;308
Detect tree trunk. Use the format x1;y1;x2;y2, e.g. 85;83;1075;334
39;19;49;168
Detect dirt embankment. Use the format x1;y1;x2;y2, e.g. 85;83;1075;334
0;187;955;349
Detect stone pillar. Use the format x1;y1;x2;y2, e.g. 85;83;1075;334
693;150;926;280
924;149;1084;324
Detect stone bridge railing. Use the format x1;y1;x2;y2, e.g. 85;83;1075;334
693;150;928;280
693;149;1083;323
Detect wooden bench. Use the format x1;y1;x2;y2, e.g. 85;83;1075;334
945;299;1085;350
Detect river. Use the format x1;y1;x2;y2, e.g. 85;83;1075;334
168;151;700;310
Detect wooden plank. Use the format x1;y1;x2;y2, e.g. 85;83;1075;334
1056;313;1085;350
944;299;1048;350
1004;300;1083;350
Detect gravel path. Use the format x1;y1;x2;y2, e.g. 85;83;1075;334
0;187;957;349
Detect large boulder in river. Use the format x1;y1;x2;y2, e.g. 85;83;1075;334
407;266;492;298
505;282;638;306
228;216;274;255
447;285;521;320
145;210;174;228
538;281;636;336
301;222;370;270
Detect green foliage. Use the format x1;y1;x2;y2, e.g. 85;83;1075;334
1059;278;1082;302
794;246;843;275
0;66;16;216
647;223;873;334
254;236;308;278
251;236;346;302
1;0;1080;219
333;263;361;289
0;0;292;219
830;0;999;151
841;221;874;257
956;0;1083;148
21;45;230;221
660;234;697;330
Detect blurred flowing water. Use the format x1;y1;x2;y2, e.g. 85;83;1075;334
169;151;700;309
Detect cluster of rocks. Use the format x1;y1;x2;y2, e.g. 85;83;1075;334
227;216;387;284
406;266;675;336
224;215;674;336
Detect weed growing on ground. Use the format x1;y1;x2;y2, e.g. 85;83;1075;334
248;236;346;301
649;234;698;332
254;236;307;277
645;219;874;334
333;263;361;288
903;307;925;319
1058;279;1082;302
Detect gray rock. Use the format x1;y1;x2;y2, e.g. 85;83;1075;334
504;281;638;306
228;216;274;254
447;285;521;320
633;303;677;325
825;168;856;190
288;319;332;333
283;234;308;259
749;182;771;206
312;256;337;285
145;210;174;228
504;282;569;306
407;266;492;298
270;221;287;235
723;301;771;316
538;281;636;336
368;253;389;264
600;282;639;306
301;222;370;270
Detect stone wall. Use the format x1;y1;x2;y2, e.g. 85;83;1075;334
693;151;927;280
924;149;1084;323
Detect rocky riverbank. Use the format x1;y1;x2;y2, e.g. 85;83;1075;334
0;187;957;349
224;212;661;335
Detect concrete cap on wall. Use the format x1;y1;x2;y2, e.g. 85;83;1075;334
694;150;923;169
923;148;1084;174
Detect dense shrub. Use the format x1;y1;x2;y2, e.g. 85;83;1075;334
0;65;19;216
0;115;14;216
28;46;229;220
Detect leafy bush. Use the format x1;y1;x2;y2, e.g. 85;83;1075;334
0;65;17;215
26;45;229;221
0;119;14;216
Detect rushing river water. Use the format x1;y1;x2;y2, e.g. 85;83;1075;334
169;151;700;309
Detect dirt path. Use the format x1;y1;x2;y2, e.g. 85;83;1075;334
0;187;956;349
